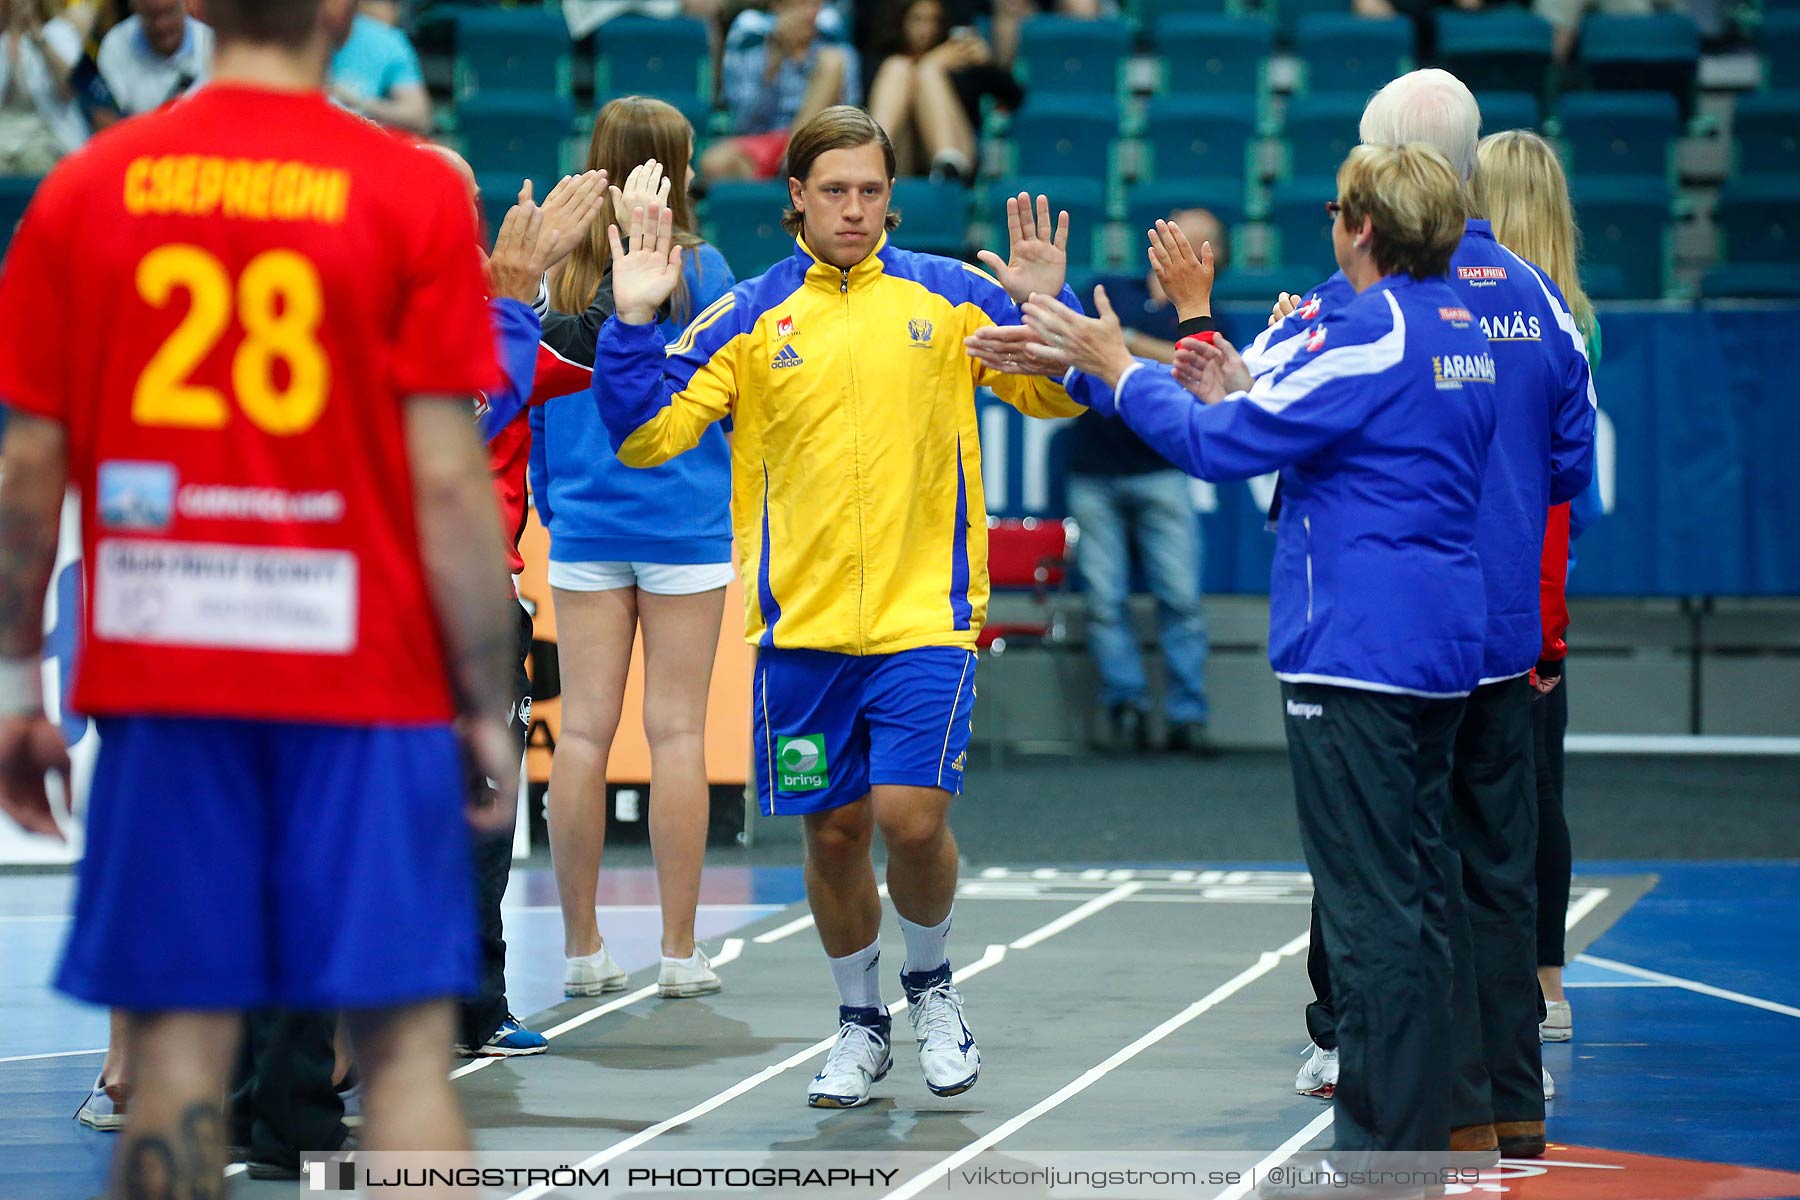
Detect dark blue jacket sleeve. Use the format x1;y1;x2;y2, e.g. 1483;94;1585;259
479;298;543;444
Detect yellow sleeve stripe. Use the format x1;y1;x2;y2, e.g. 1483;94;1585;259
666;293;738;358
961;263;1005;292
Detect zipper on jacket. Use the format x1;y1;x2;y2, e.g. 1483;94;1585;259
1303;515;1314;624
840;270;866;650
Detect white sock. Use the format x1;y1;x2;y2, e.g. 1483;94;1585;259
662;949;702;967
898;910;953;977
827;938;883;1010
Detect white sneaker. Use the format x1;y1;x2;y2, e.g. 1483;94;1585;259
808;1016;892;1108
1543;1066;1556;1100
564;945;629;996
907;978;981;1097
659;947;722;998
1540;999;1572;1042
75;1075;126;1131
1295;1042;1338;1099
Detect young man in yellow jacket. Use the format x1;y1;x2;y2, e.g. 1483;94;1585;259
593;105;1084;1109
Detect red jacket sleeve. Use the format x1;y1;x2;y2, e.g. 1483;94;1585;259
1539;503;1572;664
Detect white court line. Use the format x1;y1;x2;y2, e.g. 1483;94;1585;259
882;929;1311;1200
1009;881;1144;949
1214;1109;1338;1200
1563;980;1679;988
450;939;747;1080
504;881;1144;1200
0;1047;105;1064
503;941;1013;1200
752;885;888;945
1565;734;1800;756
1575;953;1800;1019
1203;881;1618;1197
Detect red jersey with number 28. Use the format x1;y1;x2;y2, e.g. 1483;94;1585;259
0;84;499;724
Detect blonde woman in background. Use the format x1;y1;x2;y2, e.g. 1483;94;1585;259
1474;128;1600;1050
531;96;736;1002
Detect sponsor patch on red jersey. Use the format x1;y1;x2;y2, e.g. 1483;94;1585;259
1458;266;1508;281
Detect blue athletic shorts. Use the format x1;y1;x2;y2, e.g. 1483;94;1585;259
753;646;978;816
57;716;477;1011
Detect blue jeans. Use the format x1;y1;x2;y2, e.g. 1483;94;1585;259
1067;470;1211;724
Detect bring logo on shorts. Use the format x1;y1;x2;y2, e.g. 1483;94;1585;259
777;734;830;791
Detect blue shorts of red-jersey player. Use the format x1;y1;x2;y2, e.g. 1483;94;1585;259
56;717;476;1011
753;646;978;817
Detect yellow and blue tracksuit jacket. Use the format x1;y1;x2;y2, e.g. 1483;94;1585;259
592;234;1085;655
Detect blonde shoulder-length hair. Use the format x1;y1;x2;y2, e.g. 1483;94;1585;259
552;95;704;323
1472;130;1596;339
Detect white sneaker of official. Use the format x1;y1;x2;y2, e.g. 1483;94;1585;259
658;946;722;998
1295;1042;1339;1098
908;981;981;1097
76;1075;126;1131
564;944;629;996
808;1020;893;1108
1540;998;1572;1042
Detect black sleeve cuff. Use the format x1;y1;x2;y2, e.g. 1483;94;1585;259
1535;656;1564;682
1176;314;1216;338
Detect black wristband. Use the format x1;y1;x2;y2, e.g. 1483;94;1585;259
1176;314;1216;338
1535;656;1564;682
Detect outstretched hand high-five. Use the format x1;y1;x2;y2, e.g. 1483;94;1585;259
977;192;1070;306
611;202;686;326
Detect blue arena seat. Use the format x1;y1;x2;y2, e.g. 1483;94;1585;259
1437;10;1554;100
1766;13;1800;89
1579;263;1628;301
1732;92;1800;178
1269;0;1350;43
700;180;793;279
1476;91;1541;133
1137;0;1230;40
1141;94;1260;182
1267;176;1339;280
1008;97;1119;179
1699;263;1800;299
1017;16;1131;96
1212;265;1307;305
1557;92;1679;178
593;15;711;101
1714;175;1800;264
989;176;1107;268
458;92;574;183
1581;13;1700;115
1570;175;1672;297
455;8;572;98
1294;15;1412;96
891;178;973;258
1282;93;1365;180
1158;15;1273;97
1124;178;1248;245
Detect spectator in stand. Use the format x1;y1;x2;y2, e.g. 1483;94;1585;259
328;0;429;135
855;0;1110;74
865;0;1021;182
93;0;209;116
1063;208;1224;756
0;0;90;173
1535;0;1669;64
701;0;858;182
1471;128;1600;1049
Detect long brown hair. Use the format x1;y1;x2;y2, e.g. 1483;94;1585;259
552;95;703;322
1473;130;1596;340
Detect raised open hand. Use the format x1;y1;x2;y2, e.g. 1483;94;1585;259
613;159;673;220
963;322;1067;378
1147;219;1216;321
1172;335;1251;406
534;169;609;272
977;192;1070;306
1019;284;1135;388
609;202;686;326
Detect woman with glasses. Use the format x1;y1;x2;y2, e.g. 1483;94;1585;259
970;143;1499;1190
